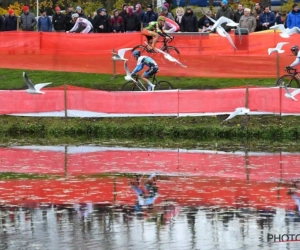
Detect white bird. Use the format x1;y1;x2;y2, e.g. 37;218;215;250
23;72;52;94
283;84;300;101
145;42;187;67
270;24;300;38
124;61;132;81
206;15;238;50
268;42;289;55
216;26;237;50
210;16;239;31
224;107;250;121
111;48;132;61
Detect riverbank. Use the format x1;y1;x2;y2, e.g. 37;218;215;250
0;115;299;143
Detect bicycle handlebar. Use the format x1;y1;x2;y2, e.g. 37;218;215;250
286;67;298;75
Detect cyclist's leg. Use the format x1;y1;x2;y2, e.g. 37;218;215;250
142;67;158;91
151;33;160;48
142;28;157;49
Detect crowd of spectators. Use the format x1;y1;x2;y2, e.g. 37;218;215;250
0;2;299;33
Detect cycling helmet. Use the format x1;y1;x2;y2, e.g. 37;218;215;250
72;13;79;19
157;16;166;22
291;45;299;55
132;50;141;58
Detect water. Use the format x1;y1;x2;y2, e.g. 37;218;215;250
0;145;300;250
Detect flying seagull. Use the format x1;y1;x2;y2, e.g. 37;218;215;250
210;16;239;31
145;42;187;67
283;84;300;101
268;42;289;55
206;15;238;50
270;24;300;38
23;72;52;94
224;107;250;121
111;48;132;61
124;61;132;81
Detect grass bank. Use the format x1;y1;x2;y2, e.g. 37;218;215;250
0;68;276;91
0;115;300;142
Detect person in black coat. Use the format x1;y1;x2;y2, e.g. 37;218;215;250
4;10;18;31
143;4;158;28
0;14;4;31
124;7;140;32
52;6;66;31
93;8;110;33
65;6;75;31
181;7;198;32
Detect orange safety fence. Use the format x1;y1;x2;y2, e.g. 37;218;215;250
0;31;299;78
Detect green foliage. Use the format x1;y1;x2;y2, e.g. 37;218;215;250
280;0;294;13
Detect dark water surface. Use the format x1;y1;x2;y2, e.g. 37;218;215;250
0;146;300;250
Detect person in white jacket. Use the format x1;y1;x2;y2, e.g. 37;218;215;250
67;13;93;33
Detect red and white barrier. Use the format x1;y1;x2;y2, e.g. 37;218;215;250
1;87;300;117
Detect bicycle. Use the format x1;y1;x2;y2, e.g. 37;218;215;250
121;73;174;91
132;36;180;60
276;67;300;88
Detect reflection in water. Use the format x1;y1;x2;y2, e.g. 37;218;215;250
0;146;300;249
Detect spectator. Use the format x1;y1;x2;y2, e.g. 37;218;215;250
124;6;139;32
52;6;66;32
119;4;128;20
163;2;174;19
198;10;215;29
275;12;284;25
65;6;75;32
259;6;275;30
0;14;3;31
233;4;244;23
111;9;124;33
4;9;18;31
286;4;300;29
135;4;144;26
175;7;184;26
216;0;234;32
180;6;198;32
20;6;37;31
76;6;87;18
143;4;158;28
38;9;52;32
93;8;110;33
239;8;256;33
253;2;263;31
87;13;94;27
159;6;174;21
201;20;213;32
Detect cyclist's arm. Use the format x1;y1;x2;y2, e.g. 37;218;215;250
290;57;300;68
163;22;177;33
69;20;79;33
131;63;144;75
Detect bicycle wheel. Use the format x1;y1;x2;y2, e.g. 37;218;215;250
165;46;180;59
156;81;174;90
276;75;300;88
132;45;149;57
121;81;138;91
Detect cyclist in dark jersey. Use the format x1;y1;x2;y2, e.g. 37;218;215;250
131;50;159;91
142;16;172;49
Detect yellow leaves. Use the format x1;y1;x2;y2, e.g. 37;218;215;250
0;2;23;16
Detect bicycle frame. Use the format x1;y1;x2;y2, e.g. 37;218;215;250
287;68;300;80
130;75;158;91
